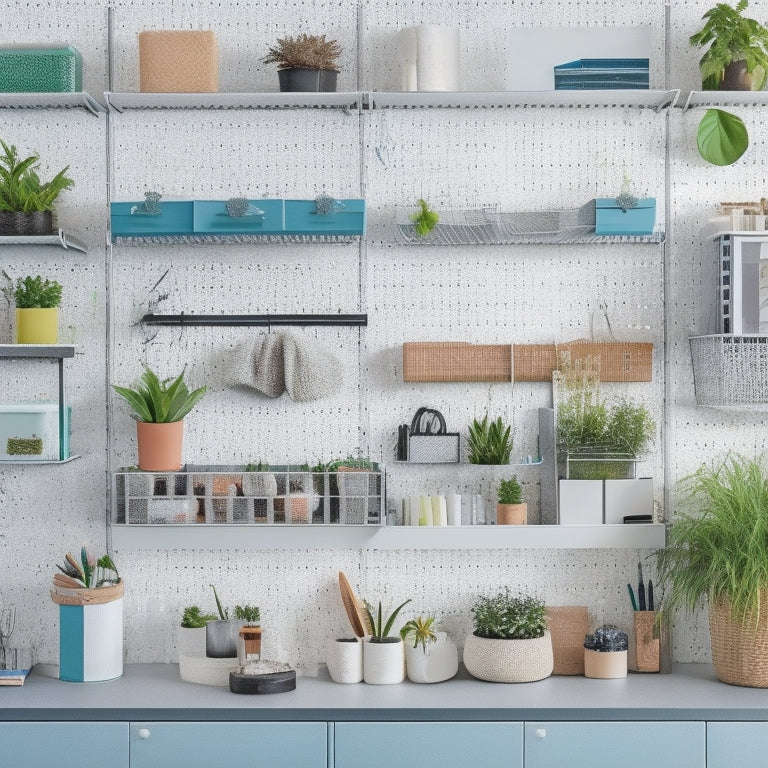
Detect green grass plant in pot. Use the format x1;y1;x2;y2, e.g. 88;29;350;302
655;453;768;688
0;139;73;235
112;366;207;471
463;589;553;683
467;414;513;465
497;475;527;525
11;274;62;344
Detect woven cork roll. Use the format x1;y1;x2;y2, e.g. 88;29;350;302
139;30;218;93
545;606;590;675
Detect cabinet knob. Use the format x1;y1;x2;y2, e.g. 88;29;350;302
138;728;151;740
536;728;546;739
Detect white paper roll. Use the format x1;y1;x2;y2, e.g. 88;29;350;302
398;28;419;91
446;493;461;526
415;25;460;92
420;495;433;526
409;495;421;526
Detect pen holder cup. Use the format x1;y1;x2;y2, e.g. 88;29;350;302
632;611;659;672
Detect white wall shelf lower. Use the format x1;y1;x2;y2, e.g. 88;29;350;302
0;92;105;115
109;522;665;551
0;230;87;253
105;91;362;112
683;90;768;111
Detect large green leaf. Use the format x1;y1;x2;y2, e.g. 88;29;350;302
697;108;749;165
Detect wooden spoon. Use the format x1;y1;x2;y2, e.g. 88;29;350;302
338;572;367;638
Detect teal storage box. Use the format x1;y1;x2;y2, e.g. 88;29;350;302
0;44;82;92
595;197;655;235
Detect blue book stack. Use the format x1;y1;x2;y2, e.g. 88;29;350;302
554;58;649;90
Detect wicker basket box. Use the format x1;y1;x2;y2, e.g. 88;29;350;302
690;334;768;406
139;30;218;92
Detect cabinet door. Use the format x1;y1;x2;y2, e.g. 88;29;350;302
129;722;327;768
708;722;768;766
335;722;523;768
0;722;128;768
525;722;705;768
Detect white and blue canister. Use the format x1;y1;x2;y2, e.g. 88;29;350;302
51;581;124;682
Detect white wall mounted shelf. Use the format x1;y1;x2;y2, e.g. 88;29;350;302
683;90;768;111
109;522;665;551
104;91;362;112
0;92;104;115
367;89;679;111
0;230;88;253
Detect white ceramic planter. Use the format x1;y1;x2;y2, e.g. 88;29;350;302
584;648;628;679
463;631;553;683
404;631;458;683
327;638;363;684
177;626;207;658
363;638;405;684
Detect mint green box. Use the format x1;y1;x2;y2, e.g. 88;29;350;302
0;44;83;92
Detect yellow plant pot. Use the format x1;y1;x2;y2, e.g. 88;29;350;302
16;307;58;344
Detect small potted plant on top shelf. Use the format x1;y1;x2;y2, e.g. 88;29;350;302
6;273;62;344
689;0;768;90
583;625;629;679
112;366;207;472
400;615;458;684
463;589;553;683
0;139;73;236
362;597;411;684
467;414;513;465
496;476;527;525
263;33;342;93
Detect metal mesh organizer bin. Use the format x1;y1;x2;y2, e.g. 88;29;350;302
690;334;768;406
113;464;384;526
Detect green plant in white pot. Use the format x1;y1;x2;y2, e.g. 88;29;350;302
112;366;207;471
463;590;553;683
400;615;458;684
655;453;768;688
362;598;410;684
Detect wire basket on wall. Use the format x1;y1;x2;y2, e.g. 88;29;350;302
690;334;768;407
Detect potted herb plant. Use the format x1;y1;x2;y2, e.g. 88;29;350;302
362;597;411;684
9;274;62;344
689;0;768;90
655;453;768;688
463;589;553;683
497;476;527;525
112;366;207;471
583;625;629;679
400;615;458;684
467;414;513;465
263;33;342;92
178;605;217;657
0;139;73;235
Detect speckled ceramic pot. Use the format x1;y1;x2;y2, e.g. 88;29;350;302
327;637;363;684
363;638;405;684
463;630;553;683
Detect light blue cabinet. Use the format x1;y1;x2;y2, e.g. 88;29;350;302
0;722;128;767
334;722;523;768
129;722;327;768
708;722;768;766
525;722;705;768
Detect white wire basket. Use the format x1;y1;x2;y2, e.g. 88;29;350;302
690;334;768;407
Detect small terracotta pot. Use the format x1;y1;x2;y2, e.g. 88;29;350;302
136;420;184;471
497;502;527;525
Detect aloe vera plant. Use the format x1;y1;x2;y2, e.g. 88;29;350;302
364;598;411;641
112;366;207;424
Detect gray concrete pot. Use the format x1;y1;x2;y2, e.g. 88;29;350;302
205;619;244;658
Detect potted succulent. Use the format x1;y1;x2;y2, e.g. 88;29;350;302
467;414;513;465
263;33;342;92
689;0;768;90
583;625;629;679
400;615;458;684
112;366;207;471
463;589;553;683
496;476;527;525
233;604;262;665
362;597;411;684
0;139;73;235
9;274;62;344
655;453;768;688
178;605;217;657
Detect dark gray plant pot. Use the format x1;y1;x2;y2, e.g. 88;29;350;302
0;211;54;236
205;619;244;658
720;60;754;91
277;68;338;93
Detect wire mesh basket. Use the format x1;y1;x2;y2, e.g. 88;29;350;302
690;334;768;407
113;464;384;526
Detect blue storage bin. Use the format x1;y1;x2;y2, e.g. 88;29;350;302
595;198;656;235
110;201;194;239
0;43;82;92
554;58;649;90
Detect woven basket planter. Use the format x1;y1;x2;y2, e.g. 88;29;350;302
463;631;553;683
709;594;768;688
